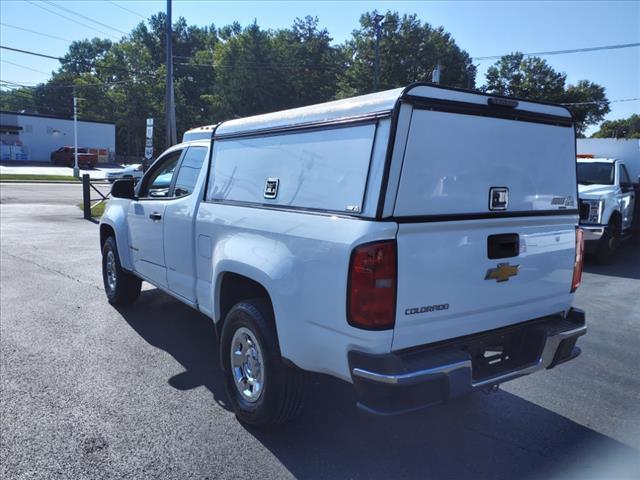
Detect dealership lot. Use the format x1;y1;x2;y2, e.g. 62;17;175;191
1;183;639;480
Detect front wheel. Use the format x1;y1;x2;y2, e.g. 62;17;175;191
220;299;305;427
595;217;620;264
102;236;141;305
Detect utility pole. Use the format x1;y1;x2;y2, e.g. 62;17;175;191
373;13;384;92
73;96;79;178
467;63;479;90
165;0;177;148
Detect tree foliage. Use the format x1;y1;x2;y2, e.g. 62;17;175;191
0;16;612;156
339;11;474;96
591;114;640;139
484;53;610;136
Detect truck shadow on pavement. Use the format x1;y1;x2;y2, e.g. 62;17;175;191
116;289;639;480
583;238;640;280
115;289;232;412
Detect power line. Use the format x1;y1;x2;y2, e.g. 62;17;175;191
24;0;121;40
0;86;36;100
561;97;639;106
0;82;36;92
41;0;129;36
4;75;636;107
1;59;53;75
475;42;640;61
0;45;158;77
104;0;146;19
173;56;345;71
0;79;39;87
1;76;157;90
0;45;61;61
174;61;344;71
0;23;73;43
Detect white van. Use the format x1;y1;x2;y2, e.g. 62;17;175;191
100;83;586;426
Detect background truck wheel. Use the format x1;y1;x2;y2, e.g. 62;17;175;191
595;216;620;264
220;299;305;427
102;236;142;305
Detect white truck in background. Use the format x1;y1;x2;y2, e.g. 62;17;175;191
577;156;638;263
100;84;586;427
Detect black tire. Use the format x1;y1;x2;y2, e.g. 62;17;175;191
220;299;305;427
102;236;142;305
595;216;620;264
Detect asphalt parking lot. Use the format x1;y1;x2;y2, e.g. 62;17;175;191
0;182;111;206
1;183;639;480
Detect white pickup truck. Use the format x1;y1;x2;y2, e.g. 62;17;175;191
100;84;586;426
577;156;637;263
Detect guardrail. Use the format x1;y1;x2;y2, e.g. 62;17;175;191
82;174;110;220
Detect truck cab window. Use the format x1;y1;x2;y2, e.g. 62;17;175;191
140;151;181;198
173;146;208;197
577;162;614;185
619;164;631;185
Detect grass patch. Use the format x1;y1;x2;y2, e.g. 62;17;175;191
78;201;106;218
0;173;79;181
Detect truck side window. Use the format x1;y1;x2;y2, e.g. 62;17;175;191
140;151;181;198
619;164;631;185
173;146;208;198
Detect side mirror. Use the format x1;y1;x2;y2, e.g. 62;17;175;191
621;182;634;193
111;178;136;199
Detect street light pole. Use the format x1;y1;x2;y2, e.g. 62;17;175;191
432;62;441;84
73;96;79;178
373;13;384;92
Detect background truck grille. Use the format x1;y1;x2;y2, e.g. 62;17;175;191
578;200;590;221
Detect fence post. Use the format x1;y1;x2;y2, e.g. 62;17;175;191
82;174;91;219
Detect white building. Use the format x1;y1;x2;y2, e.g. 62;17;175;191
0;111;115;162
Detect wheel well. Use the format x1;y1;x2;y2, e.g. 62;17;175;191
218;272;274;329
100;224;115;248
609;210;622;231
610;210;621;223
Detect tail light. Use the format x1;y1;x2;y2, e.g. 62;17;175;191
347;240;396;330
571;228;584;293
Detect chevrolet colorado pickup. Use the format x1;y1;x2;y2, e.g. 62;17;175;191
100;84;586;426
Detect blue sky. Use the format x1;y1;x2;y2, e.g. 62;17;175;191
1;0;638;135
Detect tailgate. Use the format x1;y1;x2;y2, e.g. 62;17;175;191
390;97;577;351
393;217;576;350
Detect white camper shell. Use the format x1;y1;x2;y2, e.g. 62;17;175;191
102;83;585;423
202;85;576;219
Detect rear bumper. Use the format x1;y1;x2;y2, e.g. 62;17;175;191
349;308;586;415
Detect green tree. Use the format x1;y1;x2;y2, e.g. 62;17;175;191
271;16;345;106
0;86;36;112
211;17;343;119
483;53;610;136
592;114;640;138
60;38;113;75
339;11;475;96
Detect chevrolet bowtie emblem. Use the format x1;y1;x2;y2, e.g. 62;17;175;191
485;263;519;282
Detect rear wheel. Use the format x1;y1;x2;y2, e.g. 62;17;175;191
102;236;141;305
595;216;620;264
220;299;305;427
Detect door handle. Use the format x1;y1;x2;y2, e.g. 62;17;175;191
149;212;162;221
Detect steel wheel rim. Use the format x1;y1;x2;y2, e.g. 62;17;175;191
230;327;265;403
106;250;117;292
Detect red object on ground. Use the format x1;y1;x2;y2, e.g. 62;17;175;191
50;146;98;167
